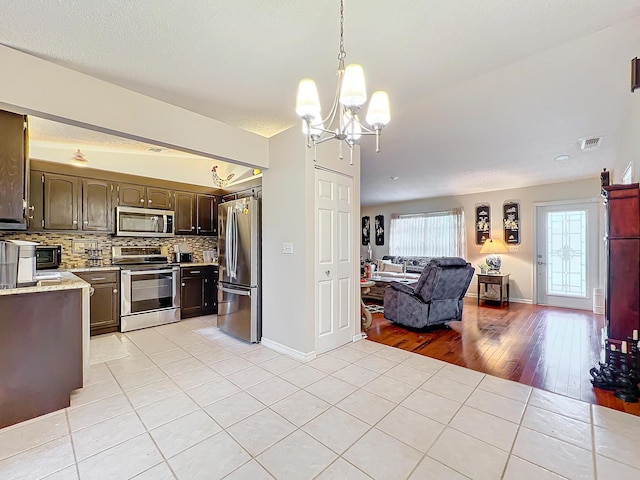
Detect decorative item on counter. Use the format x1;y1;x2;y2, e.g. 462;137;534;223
475;204;490;245
85;248;104;267
502;201;520;244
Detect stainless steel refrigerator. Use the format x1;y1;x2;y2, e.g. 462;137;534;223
218;196;261;342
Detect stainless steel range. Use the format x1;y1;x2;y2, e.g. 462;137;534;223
112;246;180;332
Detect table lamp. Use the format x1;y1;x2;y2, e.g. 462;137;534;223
480;238;508;273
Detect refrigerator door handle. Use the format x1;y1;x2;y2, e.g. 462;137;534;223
219;285;251;296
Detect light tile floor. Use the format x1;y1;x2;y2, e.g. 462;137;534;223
2;315;640;479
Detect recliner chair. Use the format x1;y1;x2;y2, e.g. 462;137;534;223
383;257;474;328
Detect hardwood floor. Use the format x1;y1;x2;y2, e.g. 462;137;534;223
365;298;640;416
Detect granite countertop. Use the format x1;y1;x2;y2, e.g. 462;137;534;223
65;266;121;273
0;272;90;296
178;262;218;267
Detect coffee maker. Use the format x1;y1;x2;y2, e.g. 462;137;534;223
8;240;38;286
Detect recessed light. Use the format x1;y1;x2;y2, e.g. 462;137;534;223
554;155;570;162
390;176;399;180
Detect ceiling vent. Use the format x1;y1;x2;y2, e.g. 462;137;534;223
580;136;603;151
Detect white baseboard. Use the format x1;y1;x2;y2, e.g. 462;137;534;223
261;337;316;363
353;333;366;342
465;293;532;304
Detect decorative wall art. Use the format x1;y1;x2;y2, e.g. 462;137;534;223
375;215;385;246
503;201;520;244
362;216;370;246
475;204;491;245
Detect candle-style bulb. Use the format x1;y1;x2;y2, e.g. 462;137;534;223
622;341;628;354
611;344;617;351
633;329;639;341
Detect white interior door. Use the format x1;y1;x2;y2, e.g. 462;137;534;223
535;202;599;310
315;168;354;354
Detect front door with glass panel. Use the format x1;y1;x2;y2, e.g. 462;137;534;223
535;203;599;310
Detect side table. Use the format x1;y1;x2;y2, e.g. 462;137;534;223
360;280;375;329
477;273;510;306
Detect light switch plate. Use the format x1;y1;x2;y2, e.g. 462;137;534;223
282;242;293;254
508;246;519;252
72;240;98;254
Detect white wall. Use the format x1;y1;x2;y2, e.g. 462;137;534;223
362;178;600;303
0;44;268;168
612;90;640;183
263;129;361;357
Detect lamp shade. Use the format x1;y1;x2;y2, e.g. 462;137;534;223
366;91;391;128
296;78;322;119
479;238;508;254
340;64;367;107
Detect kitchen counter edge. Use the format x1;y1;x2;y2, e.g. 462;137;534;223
0;272;90;296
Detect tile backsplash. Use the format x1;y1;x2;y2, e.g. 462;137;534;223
0;232;217;269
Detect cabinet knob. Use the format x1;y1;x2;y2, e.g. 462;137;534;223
113;289;118;294
140;199;145;203
84;220;89;224
191;226;195;230
72;220;78;225
181;282;185;287
28;215;33;220
197;226;201;230
29;205;35;211
148;200;153;204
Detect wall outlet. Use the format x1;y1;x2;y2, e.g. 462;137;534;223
282;242;293;254
72;240;98;254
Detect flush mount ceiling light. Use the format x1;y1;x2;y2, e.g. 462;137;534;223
295;0;390;164
554;155;570;162
71;149;88;166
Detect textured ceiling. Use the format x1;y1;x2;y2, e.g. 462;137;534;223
1;0;640;204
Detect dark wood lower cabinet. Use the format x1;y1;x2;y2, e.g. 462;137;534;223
181;266;218;319
75;271;120;335
0;289;83;429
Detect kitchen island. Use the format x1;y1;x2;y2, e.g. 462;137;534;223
0;272;90;428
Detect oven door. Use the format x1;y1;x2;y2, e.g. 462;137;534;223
121;267;180;315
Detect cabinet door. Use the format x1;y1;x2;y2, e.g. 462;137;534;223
147;187;173;210
82;179;113;232
0;110;27;226
197;194;218;235
175;191;196;234
118;183;146;207
608;239;640;340
89;283;120;333
181;276;206;318
211;267;219;313
44;173;80;230
28;170;44;231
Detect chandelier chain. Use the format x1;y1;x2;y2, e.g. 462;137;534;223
338;0;346;61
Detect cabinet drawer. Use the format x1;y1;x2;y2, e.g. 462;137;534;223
75;271;119;285
181;266;213;278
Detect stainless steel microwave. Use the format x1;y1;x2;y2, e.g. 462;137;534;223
115;206;175;237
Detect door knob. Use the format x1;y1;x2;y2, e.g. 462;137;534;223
537;261;546;265
325;270;330;276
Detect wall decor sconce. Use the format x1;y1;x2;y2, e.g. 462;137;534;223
632;57;639;93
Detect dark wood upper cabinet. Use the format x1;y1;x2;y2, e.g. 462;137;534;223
82;179;113;232
197;194;218;236
117;183;146;207
0;110;28;229
175;191;196;234
147;187;173;210
44;173;80;230
28;170;44;230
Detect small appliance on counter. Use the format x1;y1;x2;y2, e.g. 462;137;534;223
0;241;19;289
174;241;193;263
36;245;62;270
8;240;38;286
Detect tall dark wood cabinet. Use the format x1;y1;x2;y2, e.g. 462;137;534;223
604;184;640;348
197;194;218;235
0;110;28;230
